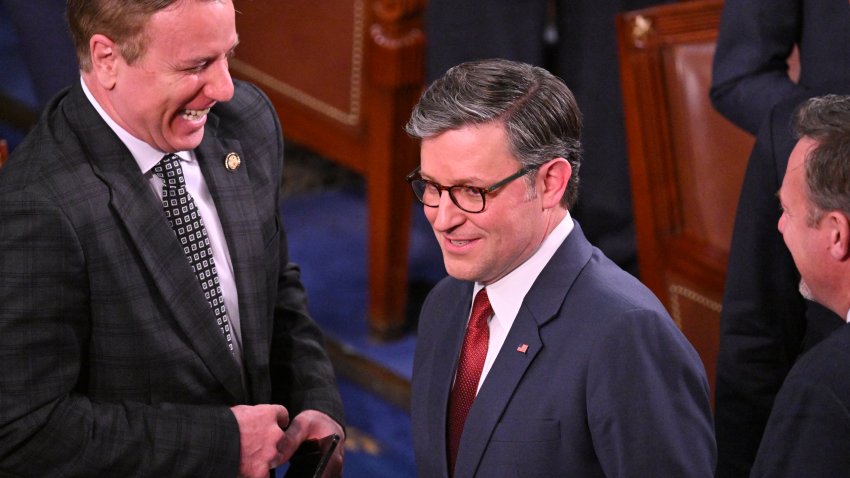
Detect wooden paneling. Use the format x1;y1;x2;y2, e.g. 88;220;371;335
230;1;426;339
616;0;754;393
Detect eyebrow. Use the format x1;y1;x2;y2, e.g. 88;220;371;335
187;38;240;66
418;170;486;186
228;37;240;55
776;189;789;212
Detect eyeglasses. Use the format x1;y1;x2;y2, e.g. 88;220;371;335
405;165;539;213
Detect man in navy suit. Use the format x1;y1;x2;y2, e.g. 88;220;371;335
0;1;344;477
405;58;715;477
751;94;850;476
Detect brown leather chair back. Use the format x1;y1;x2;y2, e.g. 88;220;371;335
616;0;754;393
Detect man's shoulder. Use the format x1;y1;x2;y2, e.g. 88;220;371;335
785;324;850;390
206;79;280;161
422;276;469;306
571;248;667;314
0;110;73;193
213;79;273;121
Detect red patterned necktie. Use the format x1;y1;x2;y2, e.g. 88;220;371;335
447;287;492;476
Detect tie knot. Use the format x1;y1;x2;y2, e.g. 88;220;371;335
153;154;186;189
470;288;492;328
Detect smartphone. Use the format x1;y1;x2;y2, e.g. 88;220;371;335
283;433;340;478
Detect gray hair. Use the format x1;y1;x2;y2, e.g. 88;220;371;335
793;94;850;225
405;58;582;209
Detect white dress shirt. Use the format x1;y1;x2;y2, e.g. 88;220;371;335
470;212;575;392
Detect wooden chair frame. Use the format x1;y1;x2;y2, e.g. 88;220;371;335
229;0;426;339
616;0;755;392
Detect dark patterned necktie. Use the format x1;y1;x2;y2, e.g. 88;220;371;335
153;154;234;353
447;287;492;476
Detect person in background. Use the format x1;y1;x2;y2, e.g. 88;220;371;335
711;2;850;475
709;0;850;136
405;58;715;478
0;0;78;111
715;85;849;478
0;1;344;477
750;94;850;477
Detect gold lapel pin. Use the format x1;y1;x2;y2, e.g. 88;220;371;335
225;152;241;171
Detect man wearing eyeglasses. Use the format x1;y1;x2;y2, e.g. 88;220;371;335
404;58;716;478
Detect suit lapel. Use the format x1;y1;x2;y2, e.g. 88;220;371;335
453;222;595;477
194;129;270;402
453;307;544;477
64;84;245;402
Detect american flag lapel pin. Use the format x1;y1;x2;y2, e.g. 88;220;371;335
516;343;529;354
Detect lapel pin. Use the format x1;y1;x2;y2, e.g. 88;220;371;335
224;152;241;171
516;343;528;354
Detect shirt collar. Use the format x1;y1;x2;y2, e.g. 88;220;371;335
475;211;574;327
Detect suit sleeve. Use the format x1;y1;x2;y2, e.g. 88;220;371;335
0;189;241;477
751;377;850;477
587;308;716;477
713;106;808;477
709;0;802;134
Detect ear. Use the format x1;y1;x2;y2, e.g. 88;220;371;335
825;211;850;261
538;158;571;210
89;34;120;90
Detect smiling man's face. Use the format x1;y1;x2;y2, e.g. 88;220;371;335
102;0;238;152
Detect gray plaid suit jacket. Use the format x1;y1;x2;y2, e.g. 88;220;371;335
0;79;343;477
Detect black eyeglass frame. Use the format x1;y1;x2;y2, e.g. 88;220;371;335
405;164;540;213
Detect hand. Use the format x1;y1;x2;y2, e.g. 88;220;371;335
279;410;345;478
231;404;290;478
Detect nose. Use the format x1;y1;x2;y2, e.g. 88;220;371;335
428;190;465;231
206;59;235;102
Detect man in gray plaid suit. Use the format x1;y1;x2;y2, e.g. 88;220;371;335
0;1;345;476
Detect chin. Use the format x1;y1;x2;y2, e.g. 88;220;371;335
798;279;815;302
167;122;206;150
443;261;478;283
170;136;204;152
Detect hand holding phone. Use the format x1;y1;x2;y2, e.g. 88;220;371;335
283;433;340;478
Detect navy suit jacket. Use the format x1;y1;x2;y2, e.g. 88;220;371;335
752;323;850;477
0;79;343;476
411;223;716;477
710;0;850;135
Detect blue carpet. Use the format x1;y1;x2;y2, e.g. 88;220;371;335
282;186;443;381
